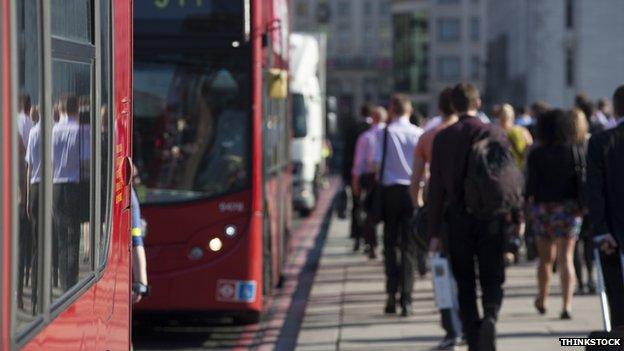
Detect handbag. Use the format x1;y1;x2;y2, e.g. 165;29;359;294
571;143;586;208
431;252;459;310
369;127;388;224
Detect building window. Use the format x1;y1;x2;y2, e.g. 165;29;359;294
566;48;575;87
471;56;480;80
337;0;350;17
296;1;308;18
438;56;461;81
379;0;391;16
566;0;574;29
393;11;428;93
470;17;480;41
363;0;372;17
437;18;460;42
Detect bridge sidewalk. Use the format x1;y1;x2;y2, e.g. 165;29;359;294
296;214;602;351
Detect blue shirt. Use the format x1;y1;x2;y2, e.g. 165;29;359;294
25;123;42;184
52;115;87;183
131;187;144;247
374;116;423;186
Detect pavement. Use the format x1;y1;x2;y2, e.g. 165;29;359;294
296;212;604;351
133;182;605;351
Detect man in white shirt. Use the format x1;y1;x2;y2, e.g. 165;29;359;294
374;94;423;316
24;105;41;312
352;106;387;259
17;94;33;148
52;95;86;292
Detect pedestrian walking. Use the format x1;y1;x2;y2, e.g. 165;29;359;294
374;94;422;317
342;104;373;251
410;87;463;350
428;84;521;351
586;85;624;330
52;95;84;292
526;109;585;320
575;93;605;135
497;103;533;169
596;98;617;129
515;106;534;129
569;108;596;295
352;106;387;259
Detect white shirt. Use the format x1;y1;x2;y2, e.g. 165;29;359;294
52;114;87;183
17;111;33;148
374;116;423;186
424;116;442;132
352;123;386;177
25;123;42;184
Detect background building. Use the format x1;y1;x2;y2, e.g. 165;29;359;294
292;0;393;119
486;0;624;109
391;0;487;116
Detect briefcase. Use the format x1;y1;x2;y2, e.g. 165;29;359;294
586;249;624;351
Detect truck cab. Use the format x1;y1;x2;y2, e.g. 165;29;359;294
290;33;325;216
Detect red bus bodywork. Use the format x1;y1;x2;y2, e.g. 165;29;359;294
134;0;292;321
1;0;133;349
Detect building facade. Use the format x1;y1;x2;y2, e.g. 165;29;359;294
392;0;487;116
486;0;624;109
292;0;393;119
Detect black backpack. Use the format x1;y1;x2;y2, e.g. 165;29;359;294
464;136;524;220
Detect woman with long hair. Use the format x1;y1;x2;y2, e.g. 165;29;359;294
526;109;585;320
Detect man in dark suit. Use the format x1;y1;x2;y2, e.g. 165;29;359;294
587;84;624;330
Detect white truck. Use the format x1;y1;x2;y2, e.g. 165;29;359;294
289;33;326;216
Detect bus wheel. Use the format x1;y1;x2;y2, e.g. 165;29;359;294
234;311;260;325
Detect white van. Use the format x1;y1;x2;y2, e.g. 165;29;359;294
290;33;325;216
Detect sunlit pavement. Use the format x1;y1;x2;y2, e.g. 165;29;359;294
296;215;602;351
135;180;602;351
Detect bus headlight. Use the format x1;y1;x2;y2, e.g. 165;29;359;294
209;238;223;252
225;225;237;237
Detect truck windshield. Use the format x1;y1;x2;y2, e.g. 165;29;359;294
133;52;250;204
292;93;308;138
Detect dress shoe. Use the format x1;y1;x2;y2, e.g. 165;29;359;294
384;295;396;314
478;317;496;351
353;239;360;252
436;336;462;350
401;303;413;317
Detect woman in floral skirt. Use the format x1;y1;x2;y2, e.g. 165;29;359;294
526;109;585;320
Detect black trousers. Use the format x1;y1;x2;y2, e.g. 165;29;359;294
52;183;81;292
350;188;363;241
601;250;624;329
447;207;506;350
382;185;415;304
360;173;378;249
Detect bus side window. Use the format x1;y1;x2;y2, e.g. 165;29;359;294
15;0;43;332
99;0;112;267
49;0;96;302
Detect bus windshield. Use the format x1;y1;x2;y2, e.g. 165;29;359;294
133;52;250;204
135;0;244;38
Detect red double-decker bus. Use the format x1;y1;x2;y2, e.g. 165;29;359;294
133;0;292;322
1;0;133;349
